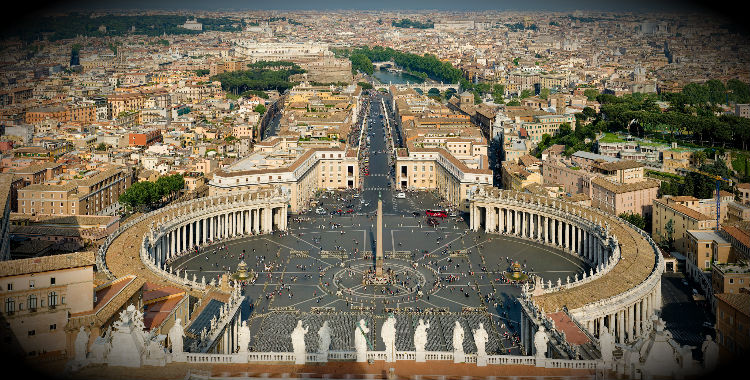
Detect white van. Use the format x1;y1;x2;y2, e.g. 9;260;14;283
315;207;326;215
396;192;406;199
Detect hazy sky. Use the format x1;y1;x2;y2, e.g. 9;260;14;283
39;0;710;12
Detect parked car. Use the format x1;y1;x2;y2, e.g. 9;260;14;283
396;192;406;198
315;207;326;215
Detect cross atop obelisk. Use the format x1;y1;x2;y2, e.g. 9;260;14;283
376;191;384;277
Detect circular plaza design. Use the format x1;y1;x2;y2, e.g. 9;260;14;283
94;183;663;373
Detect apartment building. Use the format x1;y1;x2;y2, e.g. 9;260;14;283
107;92;145;119
17;166;132;216
0;251;95;357
129;130;163;147
501;160;542;191
209;137;358;213
590;176;659;218
24;106;63;124
714;292;749;363
0;174;13;260
739;183;750;205
392;89;492;210
653;196;718;254
685;229;733;289
0;87;33;106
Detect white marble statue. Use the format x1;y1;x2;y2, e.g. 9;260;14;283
701;335;719;371
473;322;489;366
291;320;308;365
534;325;549;360
107;305;145;367
318;321;331;358
74;326;89;362
168;318;185;354
452;321;465;363
599;326;615;366
414;318;430;362
237;320;250;354
381;315;396;363
354;319;369;362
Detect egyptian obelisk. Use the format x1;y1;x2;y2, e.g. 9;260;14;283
376;192;383;277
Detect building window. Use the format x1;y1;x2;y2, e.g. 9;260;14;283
28;295;37;310
28;330;35;336
29;280;34;288
50;277;55;285
50;324;56;331
7;283;12;291
48;292;58;308
5;298;15;314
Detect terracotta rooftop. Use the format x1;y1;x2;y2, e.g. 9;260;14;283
92;274;137;313
144;294;186;330
0;250;95;278
591;177;660;194
654;198;714;221
547;312;591;345
723;225;750;248
715;293;750;317
594;160;643;171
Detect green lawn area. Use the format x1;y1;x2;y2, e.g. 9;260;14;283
598;132;626;143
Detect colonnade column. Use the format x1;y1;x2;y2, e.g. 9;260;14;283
499;208;505;233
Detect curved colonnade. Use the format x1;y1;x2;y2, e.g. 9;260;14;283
142;192;288;277
99;190;289;292
470;186;664;349
98;185;662;365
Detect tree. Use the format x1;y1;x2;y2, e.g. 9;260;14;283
95;143;109;151
693;150;707;166
254;104;267;115
520;89;533;99
491;84;505;104
619;212;645;230
357;81;373;90
445;88;458;100
507;99;521;106
583;88;599;101
582;106;596;119
539;88;551;100
350;53;374;75
119;181;158;211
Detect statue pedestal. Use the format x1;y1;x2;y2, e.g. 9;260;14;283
415;350;426;363
356;350;367;362
476;354;487;367
364;273;390;285
453;351;465;363
294;351;305;365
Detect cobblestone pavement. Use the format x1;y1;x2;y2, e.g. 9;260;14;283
166;93;591;356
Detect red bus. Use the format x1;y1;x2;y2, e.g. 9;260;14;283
426;210;448;218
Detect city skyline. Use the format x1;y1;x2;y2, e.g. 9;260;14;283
0;3;747;380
